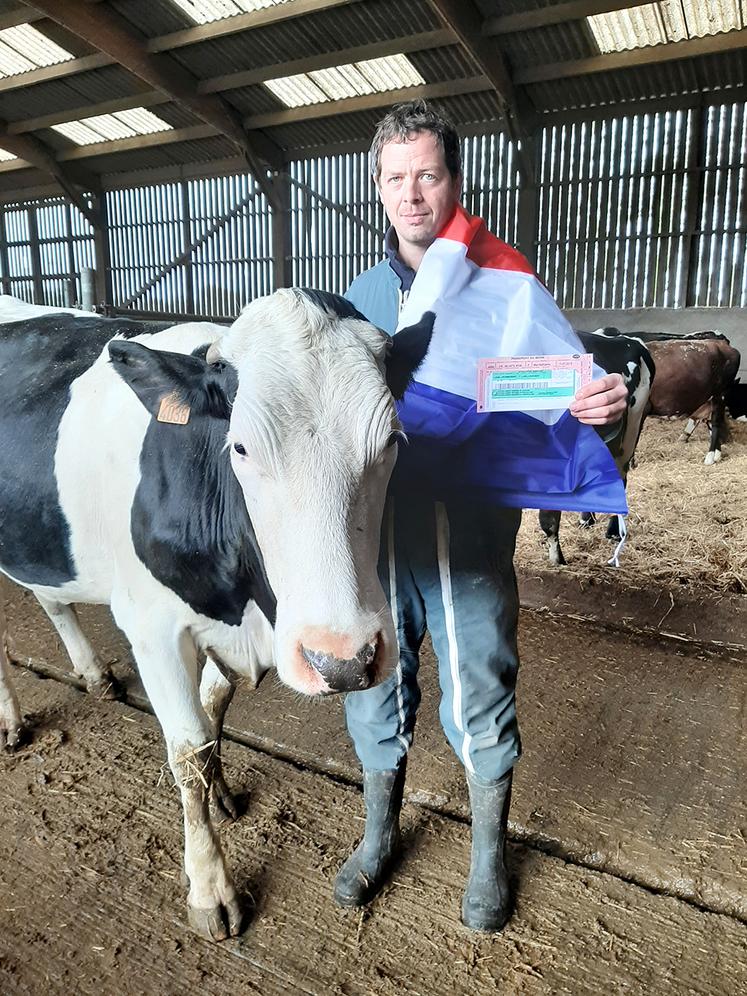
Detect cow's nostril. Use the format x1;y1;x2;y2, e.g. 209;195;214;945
301;640;378;693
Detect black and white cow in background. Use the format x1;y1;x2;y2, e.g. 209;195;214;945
0;291;434;941
539;328;655;567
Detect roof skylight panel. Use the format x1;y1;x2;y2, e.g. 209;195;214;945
265;54;426;109
309;65;375;101
52;108;173;146
0;24;74;78
264;74;328;108
588;0;746;54
0;149;17;163
360;54;426;91
169;0;288;25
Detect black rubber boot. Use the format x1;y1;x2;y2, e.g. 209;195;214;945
461;769;513;932
333;763;406;907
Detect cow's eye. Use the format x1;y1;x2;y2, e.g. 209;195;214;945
387;431;404;448
233;442;247;456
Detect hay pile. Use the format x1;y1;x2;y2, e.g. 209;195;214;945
515;417;747;594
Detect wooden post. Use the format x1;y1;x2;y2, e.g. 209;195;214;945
516;133;539;268
27;204;44;305
683;101;705;308
180;180;195;314
90;191;112;312
0;209;11;295
271;172;292;290
64;201;77;306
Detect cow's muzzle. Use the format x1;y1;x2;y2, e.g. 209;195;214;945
301;640;378;693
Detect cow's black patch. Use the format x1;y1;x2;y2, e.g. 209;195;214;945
0;313;161;586
297;288;369;323
112;345;276;628
576;329;655;470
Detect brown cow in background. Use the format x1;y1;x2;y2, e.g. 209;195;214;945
643;335;741;464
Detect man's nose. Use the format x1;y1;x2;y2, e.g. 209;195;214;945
402;177;422;202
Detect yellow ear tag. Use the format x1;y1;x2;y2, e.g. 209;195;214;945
157;392;191;425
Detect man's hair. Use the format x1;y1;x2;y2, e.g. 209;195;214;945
369;99;462;182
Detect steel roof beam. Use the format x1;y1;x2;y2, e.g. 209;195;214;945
148;0;360;52
243;77;491;129
0;124;98;226
515;26;747;84
20;0;283;204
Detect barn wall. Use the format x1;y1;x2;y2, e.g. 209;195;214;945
0;99;744;321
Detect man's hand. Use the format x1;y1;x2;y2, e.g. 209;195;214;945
570;373;628;425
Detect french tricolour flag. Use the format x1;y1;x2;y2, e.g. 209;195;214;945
394;206;627;513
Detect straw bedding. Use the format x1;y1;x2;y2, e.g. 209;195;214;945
514;417;747;594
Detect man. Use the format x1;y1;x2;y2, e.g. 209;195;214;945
335;101;627;931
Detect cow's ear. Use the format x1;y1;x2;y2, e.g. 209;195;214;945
108;340;233;421
385;311;435;399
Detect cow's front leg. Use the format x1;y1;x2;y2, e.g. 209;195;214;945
172;738;243;940
0;611;23;749
200;656;239;823
122;622;242;942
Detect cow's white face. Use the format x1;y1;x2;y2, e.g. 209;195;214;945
219;290;432;696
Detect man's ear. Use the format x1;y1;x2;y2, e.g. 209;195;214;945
108;340;234;420
385;311;435;399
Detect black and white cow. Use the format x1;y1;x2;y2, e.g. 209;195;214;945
0;291;433;940
539;328;655;566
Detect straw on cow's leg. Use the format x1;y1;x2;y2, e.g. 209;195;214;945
200;655;240;823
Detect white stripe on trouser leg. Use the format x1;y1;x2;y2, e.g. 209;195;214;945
435;502;475;774
387;501;410;753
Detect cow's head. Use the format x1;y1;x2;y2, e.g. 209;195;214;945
110;289;434;697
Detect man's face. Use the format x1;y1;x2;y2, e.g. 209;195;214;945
377;131;461;256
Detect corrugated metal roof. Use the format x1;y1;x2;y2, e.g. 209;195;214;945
527;48;747;115
0;23;74;78
168;0;440;79
0;66;144;123
0;0;743;183
108;0;196;36
408;45;482;81
79;133;237;174
268;90;504;151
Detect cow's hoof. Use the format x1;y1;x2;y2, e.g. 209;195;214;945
86;671;123;701
0;720;26;751
188;898;243;941
704;449;721;465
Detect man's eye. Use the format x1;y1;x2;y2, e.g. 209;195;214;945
233;442;247;456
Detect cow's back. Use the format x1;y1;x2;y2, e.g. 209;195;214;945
0;315;145;586
648;339;741;415
0;314;222;598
